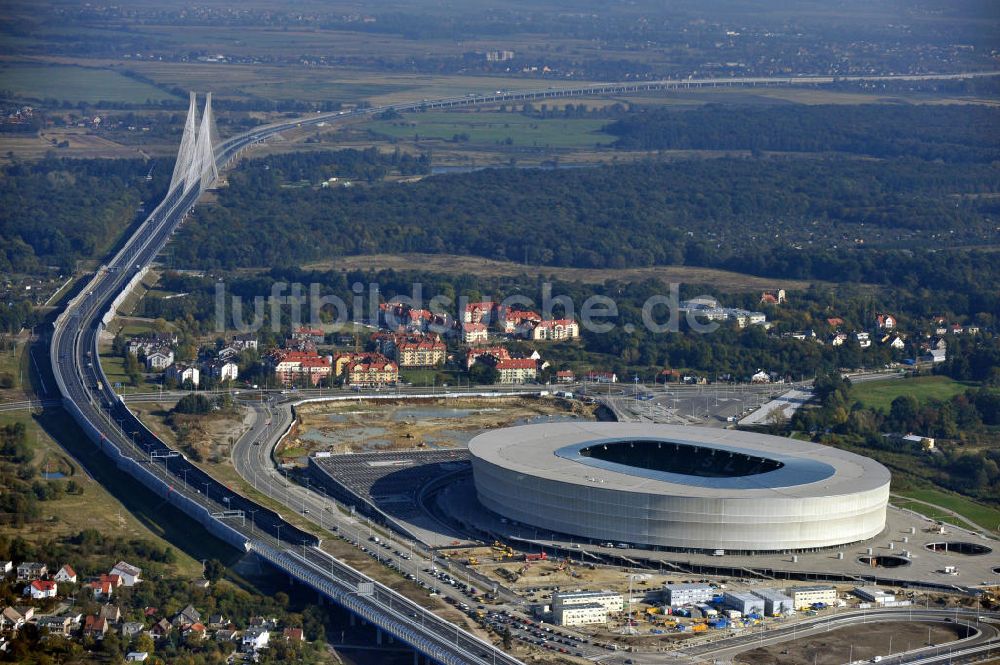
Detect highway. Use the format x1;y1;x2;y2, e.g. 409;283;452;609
46;70;1000;665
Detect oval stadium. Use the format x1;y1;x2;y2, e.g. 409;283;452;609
468;422;890;554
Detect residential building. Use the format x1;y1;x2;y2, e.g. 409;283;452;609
37;615;73;636
586;371;618;383
751;588;794;615
830;332;847;346
529;319;579;341
663;583;715;607
0;607;26;631
1;561;11;575
759;290;786;305
463;301;495;324
853;587;895;605
283;627;304;641
150;618;172;640
466;346;510;369
876;313;897;330
242;626;270;652
555;370;575;383
345;355;398;387
722;591;765;615
120;622;145;639
204;359;238;383
495;358;537;384
266;350;332;386
110;561;142;587
16;562;47;582
461;322;489;345
853;332;871;349
291;327;325;344
89;579;114;601
395;337;446;367
83;615;108;639
99;604;121;623
53;564;77;584
786;585;837;610
173;604;201;628
25;580;57;600
145;348;174;371
232;333;258;351
125;653;149;663
165;363;200;388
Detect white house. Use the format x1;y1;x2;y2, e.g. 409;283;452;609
205;360;238;383
242;626;270;652
25;580;57;600
165;363;200;388
53;565;77;584
1;561;11;575
110;561;142;587
145;348;174;371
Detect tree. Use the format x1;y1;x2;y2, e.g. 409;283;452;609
203;559;225;583
468;362;499;385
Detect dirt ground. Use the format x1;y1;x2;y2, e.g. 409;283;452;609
131;400;247;464
305;252;825;293
734;622;967;665
281;396;594;460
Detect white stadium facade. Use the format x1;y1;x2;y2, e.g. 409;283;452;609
468;422;890;554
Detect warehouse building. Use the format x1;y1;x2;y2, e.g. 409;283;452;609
723;591;765;615
853;587;895;605
663;583;715;607
751;588;795;615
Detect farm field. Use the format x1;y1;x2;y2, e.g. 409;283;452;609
0;62;179;104
849;375;973;412
366;109;615;149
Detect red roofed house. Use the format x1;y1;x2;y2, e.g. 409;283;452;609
53;564;77;584
110;561;142;587
555;370;575;383
291;327;325;344
466;346;510;369
394;337;446;367
266;350;332;386
345;355;398;387
495;358;537;384
463;301;495;324
89;579;114;601
25;580;57;600
461;323;489;345
826;317;844;328
83;615;108;639
876;313;896;330
528;319;579;341
283;627;304;642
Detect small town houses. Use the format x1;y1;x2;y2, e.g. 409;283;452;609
1;563;307;656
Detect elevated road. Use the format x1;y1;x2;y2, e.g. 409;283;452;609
47;70;1000;665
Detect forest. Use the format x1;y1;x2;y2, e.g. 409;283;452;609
0;156;168;274
793;370;1000;504
172;149;1000;300
604;104;1000;163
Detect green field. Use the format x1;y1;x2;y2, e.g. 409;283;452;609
895;488;1000;534
0;63;179;104
849;375;973;412
366;110;615;149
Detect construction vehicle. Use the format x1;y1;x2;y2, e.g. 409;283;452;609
467;556;479;566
